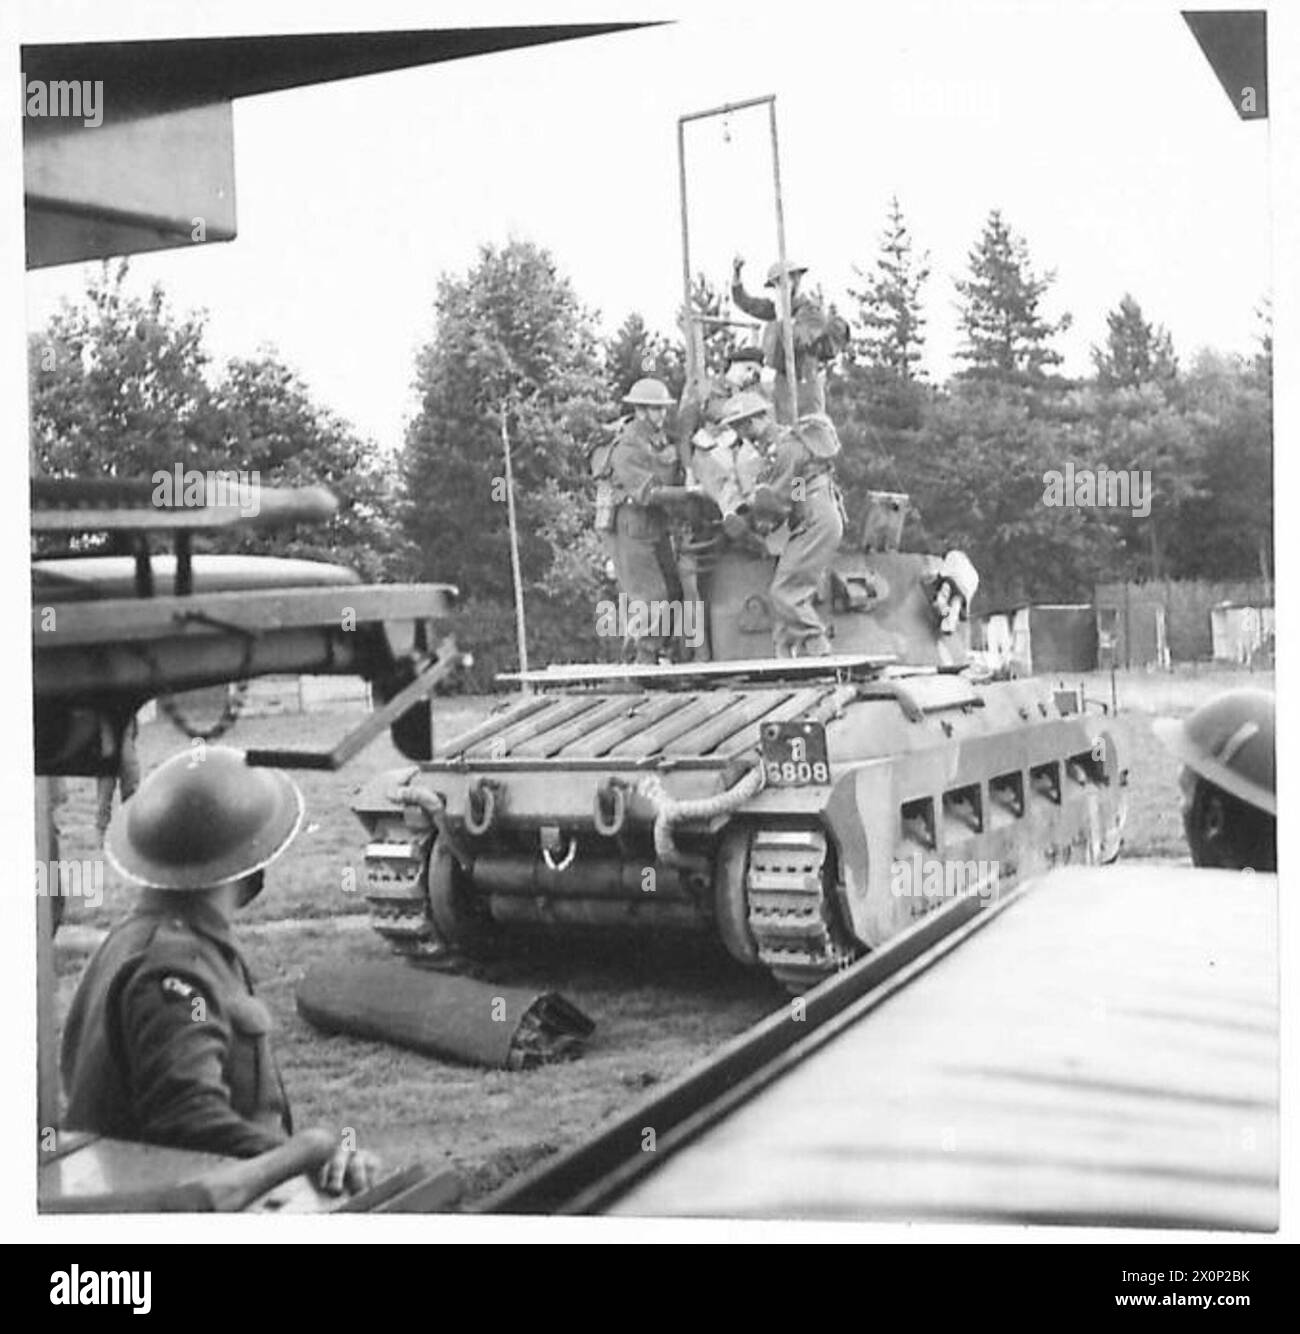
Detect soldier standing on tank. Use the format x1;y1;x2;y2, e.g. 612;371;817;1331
731;256;849;422
606;377;684;663
720;391;845;658
61;746;380;1196
677;348;767;544
1153;689;1276;872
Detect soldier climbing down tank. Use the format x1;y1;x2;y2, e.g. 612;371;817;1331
731;255;850;421
720;391;845;657
605;377;685;663
676;345;768;552
61;746;381;1196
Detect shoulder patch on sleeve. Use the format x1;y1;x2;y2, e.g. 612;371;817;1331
160;974;197;1002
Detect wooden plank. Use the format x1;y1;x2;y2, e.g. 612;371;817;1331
609;694;738;758
464;697;598;759
513;697;637;758
713;686;833;760
490;696;612;759
662;690;790;756
560;694;683;759
436;695;553;758
34;584;453;645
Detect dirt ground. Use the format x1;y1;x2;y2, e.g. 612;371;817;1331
47;664;1271;1203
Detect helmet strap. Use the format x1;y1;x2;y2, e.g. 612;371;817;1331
236;870;266;908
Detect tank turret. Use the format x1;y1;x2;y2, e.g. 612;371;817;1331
701;489;974;667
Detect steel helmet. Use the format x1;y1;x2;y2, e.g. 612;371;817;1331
107;746;304;890
1152;689;1275;817
719;390;771;428
622;377;673;408
764;259;808;288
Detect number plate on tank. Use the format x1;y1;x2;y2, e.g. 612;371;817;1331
760;721;830;787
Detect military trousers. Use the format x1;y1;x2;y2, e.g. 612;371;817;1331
769;485;843;656
612;503;683;663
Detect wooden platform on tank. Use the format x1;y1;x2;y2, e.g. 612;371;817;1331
497;653;897;688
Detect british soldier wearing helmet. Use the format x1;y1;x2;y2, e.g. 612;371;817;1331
719;391;845;658
602;377;685;663
61;746;380;1195
1154;689;1276;872
731;256;850;423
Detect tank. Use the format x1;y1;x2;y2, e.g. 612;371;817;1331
353;493;1127;991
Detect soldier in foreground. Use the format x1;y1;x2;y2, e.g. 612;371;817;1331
731;255;849;421
721;391;845;657
61;746;379;1195
604;377;685;663
1153;688;1276;872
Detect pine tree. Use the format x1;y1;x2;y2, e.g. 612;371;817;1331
850;196;929;379
605;311;683;404
953;210;1071;383
1252;295;1273;384
1091;293;1177;388
688;272;742;377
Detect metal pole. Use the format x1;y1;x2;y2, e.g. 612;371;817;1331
36;778;61;1140
500;404;530;688
688;315;761;329
676;116;701;386
769;98;799;426
679;93;775;125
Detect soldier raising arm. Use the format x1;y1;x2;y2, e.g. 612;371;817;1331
731;256;848;420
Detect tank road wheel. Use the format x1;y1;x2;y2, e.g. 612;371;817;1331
745;827;860;993
714;823;760;967
426;839;498;954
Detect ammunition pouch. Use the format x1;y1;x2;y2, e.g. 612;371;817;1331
594;479;617;533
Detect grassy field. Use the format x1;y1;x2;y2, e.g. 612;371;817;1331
1060;664;1273;860
48;664;1270;1203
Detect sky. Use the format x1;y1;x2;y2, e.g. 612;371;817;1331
21;0;1271;456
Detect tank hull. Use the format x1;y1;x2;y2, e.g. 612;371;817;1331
353;667;1127;991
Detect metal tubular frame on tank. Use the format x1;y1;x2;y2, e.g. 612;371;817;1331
677;93;799;426
475;886;1023;1215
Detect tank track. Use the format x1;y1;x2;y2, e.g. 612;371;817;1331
361;816;444;959
745;827;859;993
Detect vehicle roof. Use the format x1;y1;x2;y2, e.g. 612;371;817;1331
613;864;1278;1228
